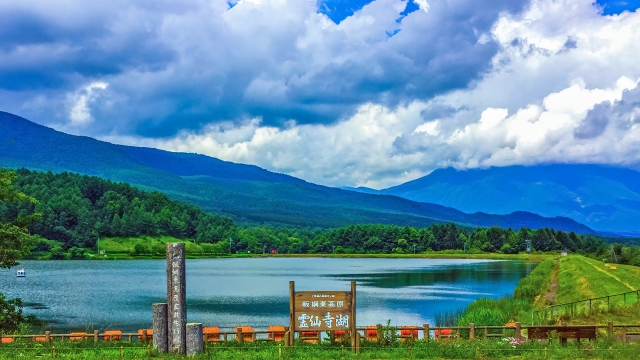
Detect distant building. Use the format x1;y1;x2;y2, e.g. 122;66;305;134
561;250;569;257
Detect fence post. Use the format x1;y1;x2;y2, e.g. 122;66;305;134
52;346;56;358
94;330;99;343
515;322;521;340
142;329;148;343
423;324;429;341
45;331;51;345
608;321;614;340
237;327;244;345
622;326;627;344
469;323;475;341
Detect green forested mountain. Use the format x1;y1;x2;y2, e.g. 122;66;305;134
0;111;594;233
2;169;236;249
0;169;607;256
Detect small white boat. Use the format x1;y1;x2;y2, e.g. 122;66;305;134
16;268;26;277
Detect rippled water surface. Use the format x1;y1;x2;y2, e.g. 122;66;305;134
0;258;534;332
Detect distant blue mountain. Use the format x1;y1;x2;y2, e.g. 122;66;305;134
378;165;640;233
0;111;595;233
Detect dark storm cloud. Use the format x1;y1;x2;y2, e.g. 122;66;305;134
0;0;530;138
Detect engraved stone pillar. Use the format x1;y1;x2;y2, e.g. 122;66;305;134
167;243;187;354
186;323;204;356
153;303;168;353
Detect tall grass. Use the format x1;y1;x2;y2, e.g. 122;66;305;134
434;308;465;327
456;297;531;326
514;258;554;299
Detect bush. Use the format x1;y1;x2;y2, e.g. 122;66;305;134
0;293;40;333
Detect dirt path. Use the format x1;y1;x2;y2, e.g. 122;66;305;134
545;278;558;303
543;258;559;304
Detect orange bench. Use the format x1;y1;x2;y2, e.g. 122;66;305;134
334;330;346;341
137;329;153;340
35;336;47;343
70;332;87;341
103;330;122;341
366;326;378;341
1;337;13;344
236;326;254;342
399;326;419;341
300;331;319;343
435;329;454;341
203;327;222;342
267;326;286;342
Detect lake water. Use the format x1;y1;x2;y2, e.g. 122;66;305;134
0;258;534;332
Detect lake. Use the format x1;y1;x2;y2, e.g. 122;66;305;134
0;258;534;332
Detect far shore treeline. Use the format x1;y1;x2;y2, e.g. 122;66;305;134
2;169;640;263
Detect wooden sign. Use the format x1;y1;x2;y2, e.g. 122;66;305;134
294;291;352;331
289;281;356;345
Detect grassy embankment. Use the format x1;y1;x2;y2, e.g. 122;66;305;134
551;255;640;325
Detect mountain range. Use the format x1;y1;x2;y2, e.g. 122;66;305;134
350;165;640;234
0;111;596;233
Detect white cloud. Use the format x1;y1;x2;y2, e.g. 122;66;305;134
103;0;640;189
68;82;108;125
414;0;429;13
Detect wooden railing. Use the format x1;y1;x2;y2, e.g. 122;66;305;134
3;322;639;345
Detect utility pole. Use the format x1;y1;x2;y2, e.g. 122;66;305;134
332;245;335;254
413;244;416;254
229;238;234;254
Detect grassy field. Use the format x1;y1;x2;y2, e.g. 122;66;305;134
1;339;640;359
556;255;640;304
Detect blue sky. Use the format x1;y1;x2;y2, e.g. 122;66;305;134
1;0;639;188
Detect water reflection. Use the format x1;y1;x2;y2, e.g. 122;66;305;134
0;258;533;332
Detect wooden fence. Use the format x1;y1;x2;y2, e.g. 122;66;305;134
3;322;640;346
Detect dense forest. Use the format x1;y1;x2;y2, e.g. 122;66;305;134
0;169;635;259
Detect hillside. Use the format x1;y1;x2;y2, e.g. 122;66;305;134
378;165;640;233
0;111;594;233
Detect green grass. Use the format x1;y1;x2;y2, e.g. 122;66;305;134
514;258;555;301
1;338;640;359
556;255;640;304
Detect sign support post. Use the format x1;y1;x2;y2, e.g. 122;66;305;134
289;281;295;346
351;281;356;352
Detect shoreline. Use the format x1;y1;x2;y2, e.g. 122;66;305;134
25;252;550;262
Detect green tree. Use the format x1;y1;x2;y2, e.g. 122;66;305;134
0;168;41;332
0;168;40;268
